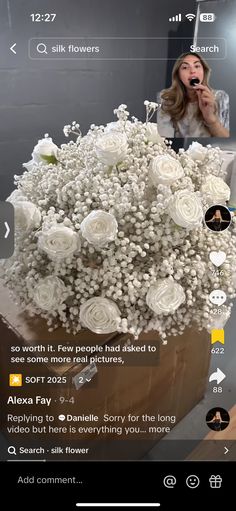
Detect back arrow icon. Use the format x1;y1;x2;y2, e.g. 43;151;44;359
4;222;10;238
10;43;16;54
209;368;226;385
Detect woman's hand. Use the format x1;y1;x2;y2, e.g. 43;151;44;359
194;84;217;124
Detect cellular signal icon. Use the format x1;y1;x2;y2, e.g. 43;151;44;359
169;13;182;22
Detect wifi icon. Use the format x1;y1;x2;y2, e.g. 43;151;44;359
185;13;196;21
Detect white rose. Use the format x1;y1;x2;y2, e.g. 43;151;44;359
80;210;118;247
6;189;27;203
23;137;59;169
169;189;203;229
145;123;165;145
80;297;121;333
149;154;184;186
33;137;59;163
201;175;230;204
95;132;128;165
186;141;208;162
38;225;80;260
146;279;185;315
33;276;68;311
22;159;36;171
14;201;41;232
104;121;123;133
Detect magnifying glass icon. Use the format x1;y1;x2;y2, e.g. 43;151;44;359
36;43;48;54
8;446;17;455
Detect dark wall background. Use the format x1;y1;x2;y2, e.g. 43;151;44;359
0;0;196;198
192;0;236;150
1;0;234;199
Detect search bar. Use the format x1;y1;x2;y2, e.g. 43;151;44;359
28;37;227;60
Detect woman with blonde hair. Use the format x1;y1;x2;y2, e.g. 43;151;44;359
206;410;230;431
156;52;229;137
205;208;231;232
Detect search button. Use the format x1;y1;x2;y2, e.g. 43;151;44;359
36;43;48;54
8;446;17;455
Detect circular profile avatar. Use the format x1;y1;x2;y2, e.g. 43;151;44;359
205;204;231;232
206;407;230;431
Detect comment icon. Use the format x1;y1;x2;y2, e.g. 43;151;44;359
209;289;227;307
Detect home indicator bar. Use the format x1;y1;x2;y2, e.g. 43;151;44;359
76;504;161;508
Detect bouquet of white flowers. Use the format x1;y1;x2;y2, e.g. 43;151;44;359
2;102;236;340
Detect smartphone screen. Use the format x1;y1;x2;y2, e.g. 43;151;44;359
0;0;236;508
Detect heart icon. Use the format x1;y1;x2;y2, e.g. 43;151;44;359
209;251;226;267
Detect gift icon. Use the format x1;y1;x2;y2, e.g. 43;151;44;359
209;475;222;488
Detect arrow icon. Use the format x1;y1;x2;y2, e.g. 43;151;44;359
209;368;226;385
0;202;14;258
4;222;10;239
10;43;16;54
224;446;229;455
86;378;91;382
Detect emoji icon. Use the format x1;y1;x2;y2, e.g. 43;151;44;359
209;251;226;267
186;475;200;489
211;329;225;345
9;374;22;386
209;290;226;306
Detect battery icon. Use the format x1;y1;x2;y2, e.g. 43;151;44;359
200;13;216;22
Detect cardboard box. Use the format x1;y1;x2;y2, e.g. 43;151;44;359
0;283;211;459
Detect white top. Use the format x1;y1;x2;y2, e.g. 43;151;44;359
156;90;229;138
